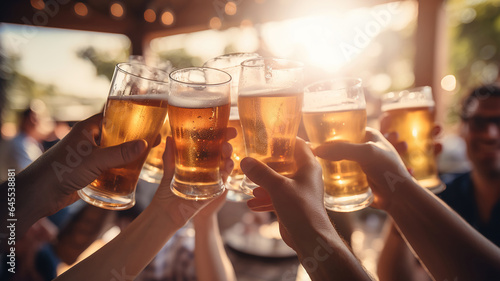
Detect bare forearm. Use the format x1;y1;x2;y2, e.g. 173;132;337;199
194;215;236;281
289;213;372;281
55;202;183;280
388;179;500;280
377;222;431;281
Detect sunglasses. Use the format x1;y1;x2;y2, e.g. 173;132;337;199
463;116;500;132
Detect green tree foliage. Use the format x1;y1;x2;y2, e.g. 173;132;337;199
77;46;127;81
448;0;500;123
157;48;203;69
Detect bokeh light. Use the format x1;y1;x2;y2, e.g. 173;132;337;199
74;2;88;17
161;11;174;25
144;9;156;23
110;2;124;18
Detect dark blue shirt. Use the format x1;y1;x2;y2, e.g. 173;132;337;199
439;172;500;247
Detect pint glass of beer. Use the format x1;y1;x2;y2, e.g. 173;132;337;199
303;78;373;212
78;63;169;210
203;53;260;202
132;57;175;184
169;67;231;200
238;58;304;195
380;86;445;193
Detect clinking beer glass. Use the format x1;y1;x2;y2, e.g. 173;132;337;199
238;58;304;196
303;78;373;212
78;63;169;210
168;67;231;200
380;86;445;194
203;53;260;202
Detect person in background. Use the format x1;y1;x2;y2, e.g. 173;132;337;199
0;101;54;176
377;83;500;281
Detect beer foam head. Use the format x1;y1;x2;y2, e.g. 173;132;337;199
109;94;168;101
382;87;435;112
238;86;302;97
303;103;365;113
169;90;230;108
381;100;435;111
303;89;366;111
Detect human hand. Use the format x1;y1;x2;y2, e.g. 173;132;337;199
314;127;414;211
27;113;149;217
244;138;326;250
151;127;236;228
384;125;442;175
192;190;228;227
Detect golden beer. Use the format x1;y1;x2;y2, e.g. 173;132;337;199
169;93;230;199
86;95;168;204
303;78;373;212
303;108;369;197
380;102;442;191
238;92;304;177
140;116;171;183
228;108;245;183
203;53;261;201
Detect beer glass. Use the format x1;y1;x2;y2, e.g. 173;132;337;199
203;53;260;202
238;58;304;195
139;117;171;183
132;56;175;184
380;86;445;193
78;63;169;210
303;78;373;212
169;67;231;200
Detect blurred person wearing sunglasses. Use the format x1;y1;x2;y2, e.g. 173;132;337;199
378;84;500;281
439;84;500;246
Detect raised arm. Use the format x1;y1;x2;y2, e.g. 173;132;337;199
55;128;236;281
0;114;147;245
314;128;500;280
192;191;237;281
244;138;372;281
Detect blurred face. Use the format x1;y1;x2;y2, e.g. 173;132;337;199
461;97;500;178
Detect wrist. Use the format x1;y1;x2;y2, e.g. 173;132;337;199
149;197;194;229
286;206;339;247
193;213;217;229
385;177;422;215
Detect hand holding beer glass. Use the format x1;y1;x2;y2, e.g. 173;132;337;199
303;78;373;212
78;63;169;210
238;58;304;195
169;67;231;200
380;86;445;193
203;53;260;202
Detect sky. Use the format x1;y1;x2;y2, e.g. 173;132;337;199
0;23;130;98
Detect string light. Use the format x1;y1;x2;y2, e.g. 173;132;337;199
161;11;174;25
30;0;45;10
225;2;237;15
209;17;222;29
110;2;124;18
74;2;88;17
144;9;156;23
